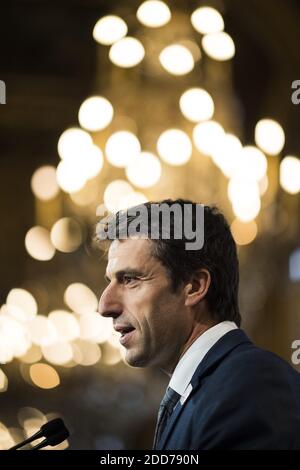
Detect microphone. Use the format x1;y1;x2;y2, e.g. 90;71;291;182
8;418;70;450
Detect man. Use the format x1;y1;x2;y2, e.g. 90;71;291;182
97;199;300;450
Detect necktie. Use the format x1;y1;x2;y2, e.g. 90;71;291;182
153;386;181;448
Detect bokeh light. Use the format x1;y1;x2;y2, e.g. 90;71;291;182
157;129;192;165
72;340;101;366
235;146;268;182
25;227;55;261
57;128;93;160
117;191;148;210
179;88;214;122
109;37;145;68
191;6;224;34
228;177;261;222
105;131;141;168
211;133;242;177
19;344;42;364
78;96;114;132
280;156;300;194
31;166;60;201
79;313;113;343
193;120;225;156
102;344;122;366
48;310;80;341
42;342;73;366
70;182;99;207
84;145;104;179
0;313;31;360
93;15;127;45
29;363;60;389
56;155;87;193
231;219;258;246
58;140;104;192
6;288;37;322
126;152;162;188
18;407;46;428
0;332;14;364
64;283;98;315
228;177;260;204
258;174;269;196
0;423;14;450
255;119;285;155
137;1;171;28
202;31;235;61
159;45;194;75
28;315;58;347
232;197;261;223
50;218;82;253
0;369;8;392
104;179;135;213
23;417;45;441
0;304;25;326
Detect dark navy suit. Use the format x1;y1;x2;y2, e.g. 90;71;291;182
155;329;300;450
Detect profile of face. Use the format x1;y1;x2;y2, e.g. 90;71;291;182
98;238;197;372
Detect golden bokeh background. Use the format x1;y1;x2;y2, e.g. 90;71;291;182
0;0;300;449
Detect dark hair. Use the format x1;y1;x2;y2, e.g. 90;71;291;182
97;199;241;327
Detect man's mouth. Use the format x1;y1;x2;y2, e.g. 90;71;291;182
114;325;136;346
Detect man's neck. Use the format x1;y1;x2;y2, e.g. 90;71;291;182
162;319;218;376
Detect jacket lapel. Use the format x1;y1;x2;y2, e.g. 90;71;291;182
190;329;252;389
158;329;252;449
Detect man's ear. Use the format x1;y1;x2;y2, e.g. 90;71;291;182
184;269;211;307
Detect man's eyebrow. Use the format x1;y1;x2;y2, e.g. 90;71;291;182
104;269;145;282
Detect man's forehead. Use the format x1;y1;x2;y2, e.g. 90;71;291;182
108;238;151;257
106;238;154;273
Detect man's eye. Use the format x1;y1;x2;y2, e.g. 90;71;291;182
123;276;137;284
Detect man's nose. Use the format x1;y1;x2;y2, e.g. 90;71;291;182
98;283;123;319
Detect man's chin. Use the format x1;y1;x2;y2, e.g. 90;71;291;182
124;350;150;368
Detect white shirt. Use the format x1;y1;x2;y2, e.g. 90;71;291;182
169;321;238;401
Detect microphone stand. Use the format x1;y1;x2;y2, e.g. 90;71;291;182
8;418;70;450
8;430;44;451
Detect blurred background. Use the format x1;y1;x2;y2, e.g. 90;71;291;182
0;0;300;450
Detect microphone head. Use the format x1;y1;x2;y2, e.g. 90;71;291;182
47;428;70;447
40;418;68;438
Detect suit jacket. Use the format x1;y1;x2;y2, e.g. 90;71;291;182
155;329;300;450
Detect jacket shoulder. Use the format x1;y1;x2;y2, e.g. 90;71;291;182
188;343;300;449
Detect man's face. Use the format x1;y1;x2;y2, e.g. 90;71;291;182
98;238;191;372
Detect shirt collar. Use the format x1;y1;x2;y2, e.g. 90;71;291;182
169;321;238;397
